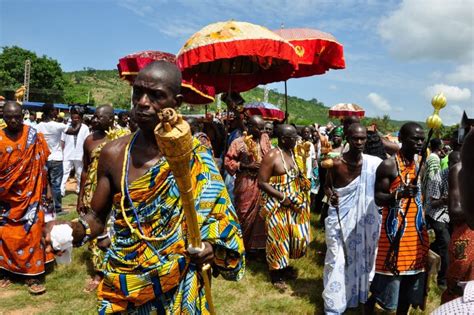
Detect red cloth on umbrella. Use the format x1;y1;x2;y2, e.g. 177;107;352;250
118;50;176;81
177;21;299;94
244;102;285;121
274;28;345;78
329;103;365;119
117;50;215;104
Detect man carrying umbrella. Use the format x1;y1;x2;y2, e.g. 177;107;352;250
44;61;245;314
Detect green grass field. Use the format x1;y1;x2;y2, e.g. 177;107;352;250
0;193;442;314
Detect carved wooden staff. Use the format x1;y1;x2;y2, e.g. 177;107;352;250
154;108;216;315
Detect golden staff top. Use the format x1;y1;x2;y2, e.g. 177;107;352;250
154;108;202;248
427;92;447;129
154;108;217;315
242;131;260;162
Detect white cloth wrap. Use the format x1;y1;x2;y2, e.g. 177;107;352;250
323;154;382;314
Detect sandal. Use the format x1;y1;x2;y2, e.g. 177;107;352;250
83;276;102;293
272;280;288;293
25;278;46;295
0;277;12;288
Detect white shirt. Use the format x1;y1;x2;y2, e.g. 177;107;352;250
432;281;474;314
61;123;89;161
24;119;37;128
36;121;69;161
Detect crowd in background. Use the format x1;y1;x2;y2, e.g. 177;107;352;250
1;81;473;314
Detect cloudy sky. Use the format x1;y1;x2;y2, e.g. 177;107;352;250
1;0;473;125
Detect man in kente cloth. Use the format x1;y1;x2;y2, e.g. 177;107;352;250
258;124;311;291
0;101;53;294
367;122;429;314
441;130;474;304
322;124;382;314
44;61;245;314
225;115;271;258
76;104;129;293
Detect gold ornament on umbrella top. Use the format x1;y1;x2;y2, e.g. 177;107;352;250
154;108;216;315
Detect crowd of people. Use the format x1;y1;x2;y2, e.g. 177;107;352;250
0;61;473;314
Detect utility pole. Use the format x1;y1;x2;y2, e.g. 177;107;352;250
23;59;31;102
263;85;269;103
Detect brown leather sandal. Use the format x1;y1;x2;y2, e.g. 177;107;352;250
25;278;46;295
272;280;288;293
0;277;12;288
83;276;101;293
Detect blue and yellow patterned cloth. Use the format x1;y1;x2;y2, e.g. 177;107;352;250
98;134;245;314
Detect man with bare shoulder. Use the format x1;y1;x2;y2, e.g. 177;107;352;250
322;123;382;314
440;129;474;304
44;61;244;314
258;124;311;291
368;122;429;314
75;104;123;293
77;104;122;215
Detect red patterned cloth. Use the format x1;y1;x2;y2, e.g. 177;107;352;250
442;224;474;303
224;133;272;250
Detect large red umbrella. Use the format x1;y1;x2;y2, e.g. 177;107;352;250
272;28;346;121
117;50;215;104
244;101;285;121
273;28;345;78
176;20;299;94
329;103;365;119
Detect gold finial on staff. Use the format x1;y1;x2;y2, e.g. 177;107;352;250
243;131;259;162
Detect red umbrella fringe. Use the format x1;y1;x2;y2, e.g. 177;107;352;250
178;39;299;93
244;107;285;121
328;110;365;119
117;58;215;104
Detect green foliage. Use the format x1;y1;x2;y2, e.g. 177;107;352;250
438;123;459;140
0;46;66;102
63;70;131;108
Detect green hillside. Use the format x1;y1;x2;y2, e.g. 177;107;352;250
63;69;414;133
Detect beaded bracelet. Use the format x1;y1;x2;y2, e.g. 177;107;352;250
96;233;109;241
279;193;286;203
75;216;92;247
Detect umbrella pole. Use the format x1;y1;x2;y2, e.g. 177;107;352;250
284;81;288;123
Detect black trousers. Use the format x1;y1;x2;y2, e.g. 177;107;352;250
426;215;450;283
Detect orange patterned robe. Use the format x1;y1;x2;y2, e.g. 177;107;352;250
375;153;429;275
0;124;53;276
